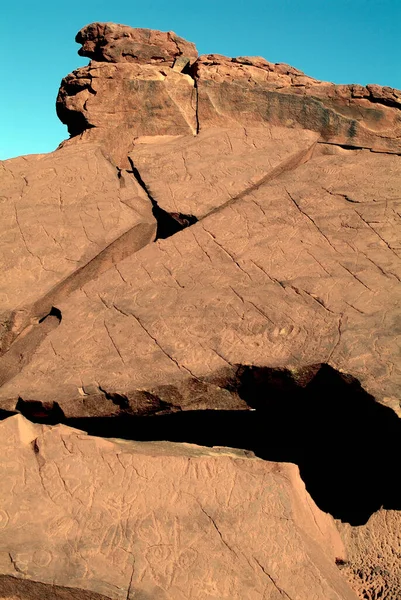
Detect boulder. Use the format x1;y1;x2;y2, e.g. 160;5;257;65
0;415;357;600
76;22;198;66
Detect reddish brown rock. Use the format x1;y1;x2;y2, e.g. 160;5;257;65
0;415;357;600
338;510;401;599
1;23;401;600
56;23;199;163
0;143;156;359
129;126;319;218
194;54;401;153
2;141;399;415
76;22;198;66
56;62;197;153
56;25;401;156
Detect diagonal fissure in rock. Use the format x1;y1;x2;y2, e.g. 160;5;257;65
128;135;318;238
317;140;401;155
127;157;198;240
0;220;155;386
1;135;319;367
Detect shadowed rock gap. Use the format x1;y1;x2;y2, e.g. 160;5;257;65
185;62;200;134
127;158;198;239
38;306;62;324
8;364;401;526
317;140;401;155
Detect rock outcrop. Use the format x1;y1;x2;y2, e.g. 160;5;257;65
0;22;400;600
56;22;401;164
0;415;357;600
76;22;198;65
194;54;401;154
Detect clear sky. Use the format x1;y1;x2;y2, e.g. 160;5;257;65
1;0;400;160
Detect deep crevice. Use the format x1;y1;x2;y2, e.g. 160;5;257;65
38;306;62;324
184;61;200;134
127;158;198;240
6;363;401;526
317;140;401;156
193;75;200;134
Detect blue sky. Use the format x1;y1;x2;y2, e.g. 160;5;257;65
1;0;400;160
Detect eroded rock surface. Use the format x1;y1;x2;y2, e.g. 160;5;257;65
57;25;401;158
129;126;318;218
2;142;399;415
0;144;156;373
0;415;357;600
56;23;199;161
76;22;198;65
338;510;401;600
0;21;401;600
194;54;401;153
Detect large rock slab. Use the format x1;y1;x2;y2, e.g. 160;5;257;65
0;143;156;358
1;142;399;415
0;415;357;600
129;126;318;218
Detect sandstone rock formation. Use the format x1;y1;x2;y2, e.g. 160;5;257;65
0;144;156;379
338;510;401;599
56;22;401;164
194;54;401;154
0;415;357;600
0;22;400;600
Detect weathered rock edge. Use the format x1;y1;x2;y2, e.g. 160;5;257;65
56;22;401;156
0;414;358;600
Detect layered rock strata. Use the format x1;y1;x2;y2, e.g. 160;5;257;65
57;22;401;164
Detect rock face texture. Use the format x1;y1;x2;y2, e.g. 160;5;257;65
76;22;198;65
0;144;156;371
0;415;357;600
0;22;401;600
194;55;401;154
56;22;401;162
338;510;401;600
56;24;199;163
